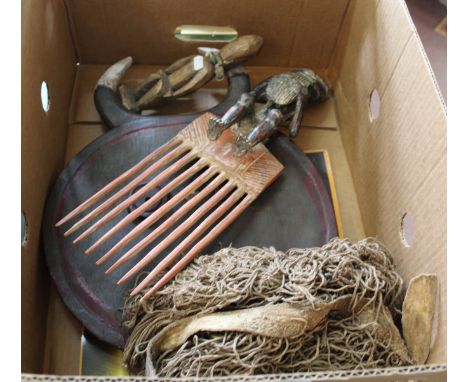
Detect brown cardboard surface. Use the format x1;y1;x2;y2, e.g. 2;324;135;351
331;0;446;363
65;0;349;68
289;0;350;68
364;34;446;363
330;0;415;141
42;286;82;375
334;0;417;82
22;366;448;382
69;64;337;128
22;0;448;377
21;0;77;373
43;124;105;376
64;124;107;164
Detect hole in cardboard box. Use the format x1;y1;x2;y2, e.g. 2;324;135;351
21;211;28;247
40;81;50;112
400;212;415;247
174;25;238;42
369;89;380;121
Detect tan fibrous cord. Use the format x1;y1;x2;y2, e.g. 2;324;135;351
122;238;409;376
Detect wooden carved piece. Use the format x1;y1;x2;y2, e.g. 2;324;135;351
118;35;263;111
402;274;439;364
147;296;353;356
358;305;412;365
94;58;251;131
56;113;283;299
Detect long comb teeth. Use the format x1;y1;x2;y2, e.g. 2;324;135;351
108;180;236;278
84;159;210;255
68;150;196;243
95;171;224;265
56;113;284;306
101;173;225;269
141;196;253;299
56;138;181;227
63;143;190;236
130;189;247;295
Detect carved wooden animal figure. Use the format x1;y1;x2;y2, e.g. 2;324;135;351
118;35;263;112
208;70;329;156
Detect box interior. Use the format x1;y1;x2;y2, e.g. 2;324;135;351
21;0;446;375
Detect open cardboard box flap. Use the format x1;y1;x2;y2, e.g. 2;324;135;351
21;0;446;379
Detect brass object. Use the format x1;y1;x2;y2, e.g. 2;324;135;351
174;25;238;42
208;69;329;156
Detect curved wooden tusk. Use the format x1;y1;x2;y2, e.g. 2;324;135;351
96;56;133;90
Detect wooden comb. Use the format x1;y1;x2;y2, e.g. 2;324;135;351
56;113;283;300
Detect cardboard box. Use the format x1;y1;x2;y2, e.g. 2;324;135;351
21;0;446;380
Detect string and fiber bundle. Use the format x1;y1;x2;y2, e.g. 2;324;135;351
122;238;410;377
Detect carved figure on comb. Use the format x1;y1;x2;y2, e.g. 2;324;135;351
208;69;329;156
